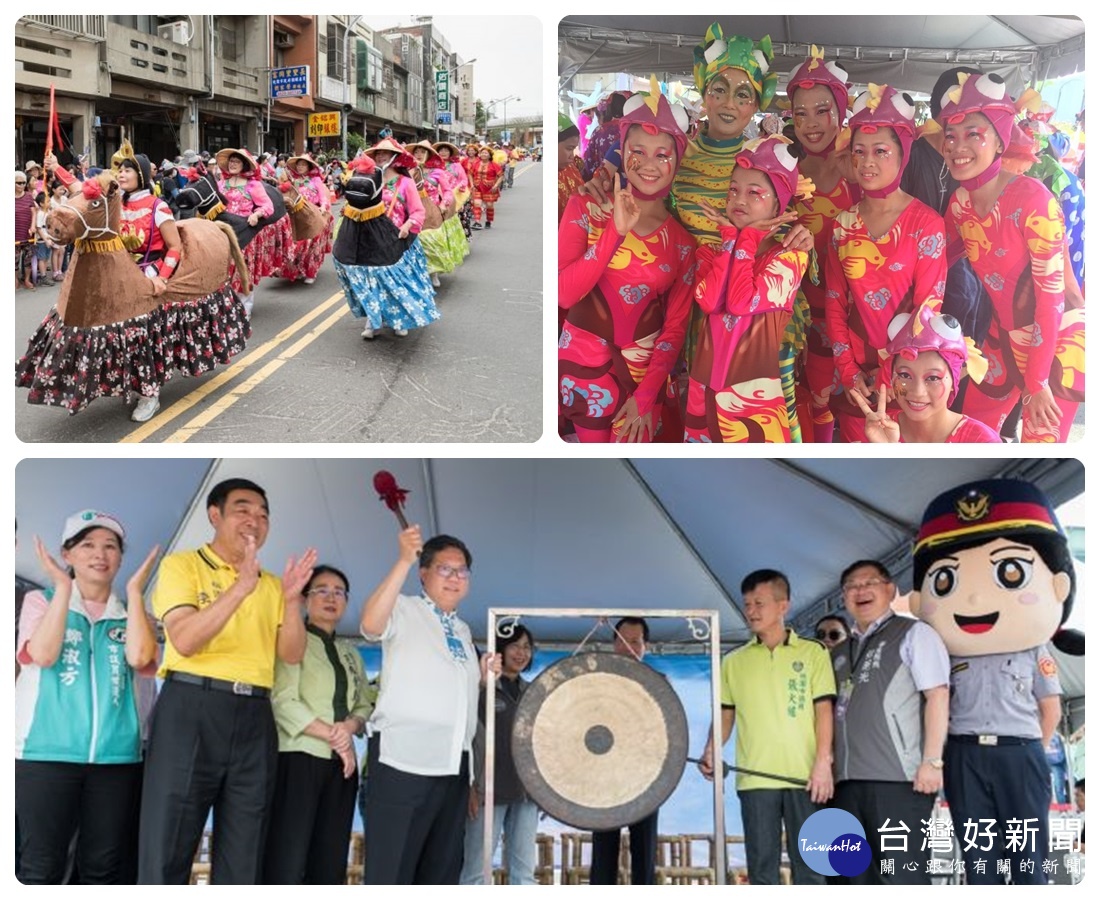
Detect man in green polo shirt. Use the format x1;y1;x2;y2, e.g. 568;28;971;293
699;568;835;884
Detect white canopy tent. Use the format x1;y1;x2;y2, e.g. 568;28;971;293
559;15;1086;97
14;457;1080;637
15;457;1084;727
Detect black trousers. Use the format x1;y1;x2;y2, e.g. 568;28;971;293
590;810;659;885
137;679;277;884
262;751;359;884
362;734;469;884
15;759;143;884
944;739;1051;884
832;780;937;884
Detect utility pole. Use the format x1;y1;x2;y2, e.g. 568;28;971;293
341;14;363;160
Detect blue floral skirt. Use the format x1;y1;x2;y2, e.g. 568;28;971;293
334;238;440;331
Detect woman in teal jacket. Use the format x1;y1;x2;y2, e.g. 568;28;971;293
15;510;158;883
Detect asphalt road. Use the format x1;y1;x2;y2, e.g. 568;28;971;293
14;161;543;444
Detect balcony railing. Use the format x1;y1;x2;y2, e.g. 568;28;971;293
105;22;202;92
18;15;106;40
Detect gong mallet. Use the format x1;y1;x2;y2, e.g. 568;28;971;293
372;470;411;530
687;757;809;788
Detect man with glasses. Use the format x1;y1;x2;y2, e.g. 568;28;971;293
139;478;317;883
359;526;497;884
830;560;949;884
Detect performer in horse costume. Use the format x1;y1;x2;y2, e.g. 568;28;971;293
16;149;250;420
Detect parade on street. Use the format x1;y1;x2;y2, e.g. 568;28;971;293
14;158;541;443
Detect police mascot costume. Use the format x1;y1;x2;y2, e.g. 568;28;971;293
910;478;1082;884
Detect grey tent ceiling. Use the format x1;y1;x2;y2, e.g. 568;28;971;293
15;457;1082;650
559;16;1086;94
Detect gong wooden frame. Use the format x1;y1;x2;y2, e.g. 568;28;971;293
482;607;726;886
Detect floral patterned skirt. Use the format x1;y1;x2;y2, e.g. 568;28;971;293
15;284;250;414
273;213;334;281
231;219;283;292
334;238;440;332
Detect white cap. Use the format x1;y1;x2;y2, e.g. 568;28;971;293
62;510;126;544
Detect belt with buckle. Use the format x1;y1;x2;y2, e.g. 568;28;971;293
166;671;270;698
949;734;1037;747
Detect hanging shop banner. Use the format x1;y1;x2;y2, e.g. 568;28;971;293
308;111;341;137
271;66;310;98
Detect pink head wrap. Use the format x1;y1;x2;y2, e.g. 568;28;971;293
617;77;691;200
733;136;803;212
882;305;988;406
936;72;1017;190
787;50;849;157
848;85;917;198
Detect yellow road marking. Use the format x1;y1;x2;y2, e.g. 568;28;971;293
120;291;346;443
163;305;349;442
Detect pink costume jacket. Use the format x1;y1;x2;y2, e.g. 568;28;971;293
891;412;1002;443
825;199;946;403
217;176;274;218
684;224;809;442
444;160;469;193
423;166;455;209
795;176;861;403
382;174;425;234
558;193;697;438
946;175;1084;402
291;174;331;211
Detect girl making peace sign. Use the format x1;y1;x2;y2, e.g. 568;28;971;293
558;81;698;442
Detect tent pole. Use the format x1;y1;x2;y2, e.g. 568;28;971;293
619;460;748;630
421;459;441;536
989;15;1039;46
768;460;912;533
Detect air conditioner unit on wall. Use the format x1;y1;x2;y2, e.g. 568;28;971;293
157;21;189;45
274;32;295;49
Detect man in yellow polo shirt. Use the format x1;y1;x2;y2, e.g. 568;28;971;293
699;569;835;885
138;478;317;884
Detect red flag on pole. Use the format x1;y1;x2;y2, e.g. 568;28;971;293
46;84;65;156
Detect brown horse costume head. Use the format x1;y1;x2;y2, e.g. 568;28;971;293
278;180;330;242
45;171;251;328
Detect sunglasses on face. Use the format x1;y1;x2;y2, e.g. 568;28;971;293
816;629;846;641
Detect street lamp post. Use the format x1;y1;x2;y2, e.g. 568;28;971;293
487;94;520;144
341;14;363;160
434;59;476;143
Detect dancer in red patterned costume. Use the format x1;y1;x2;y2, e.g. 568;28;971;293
274;153;333;285
216;148;275;315
935;72;1084;442
468;146;503;230
788;48;860;442
558;79;697;442
683;136;811;442
825;85;947;442
854;304;1000;443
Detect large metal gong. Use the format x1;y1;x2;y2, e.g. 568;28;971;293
511;652;688;831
